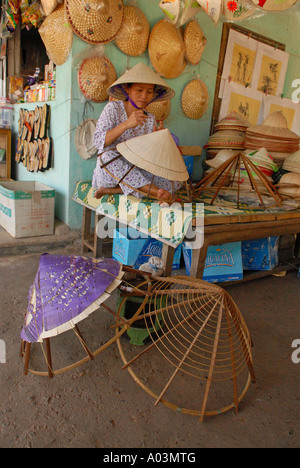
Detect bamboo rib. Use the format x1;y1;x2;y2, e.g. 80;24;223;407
116;276;255;421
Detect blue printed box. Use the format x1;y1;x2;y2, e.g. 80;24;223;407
242;236;279;271
182;241;243;282
112;227;182;270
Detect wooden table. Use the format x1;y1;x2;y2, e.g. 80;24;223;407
162;209;300;279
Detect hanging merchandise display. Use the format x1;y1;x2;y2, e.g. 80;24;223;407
40;0;60;16
114;4;149;56
39;3;73;66
65;0;124;44
145;99;171;122
15;105;52;172
148;19;186;79
75;119;98;160
183;20;207;65
250;0;297;10
77;47;117;102
222;0;258;20
159;0;202;27
196;0;222;24
181;78;209;120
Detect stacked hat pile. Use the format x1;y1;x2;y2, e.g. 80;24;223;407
205;112;249;159
232;148;278;192
277;150;300;200
245;111;300;167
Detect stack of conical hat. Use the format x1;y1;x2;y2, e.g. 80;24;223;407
278;172;300;199
244;148;279;176
282;150;300;173
206;112;249;158
214;112;250;132
245;111;300;166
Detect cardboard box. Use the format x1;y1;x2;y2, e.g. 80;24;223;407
0;181;55;238
182;241;243;282
112;227;182;270
242;236;279;270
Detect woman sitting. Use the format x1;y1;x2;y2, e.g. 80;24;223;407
92;62;182;201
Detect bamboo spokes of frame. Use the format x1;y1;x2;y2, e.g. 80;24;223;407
21;267;154;377
194;152;283;209
99;152;194;204
116;276;255;421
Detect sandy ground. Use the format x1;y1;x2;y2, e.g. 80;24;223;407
0;244;300;449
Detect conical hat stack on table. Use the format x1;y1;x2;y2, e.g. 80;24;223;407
245;111;300;167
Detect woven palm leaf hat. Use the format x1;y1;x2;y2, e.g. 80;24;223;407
106;62;175;102
117;128;189;181
65;0;124;44
78;54;117;102
114;5;149;56
181;79;209;120
148;19;186;79
145;100;171;121
39;3;73;66
184;20;207;65
250;0;297;11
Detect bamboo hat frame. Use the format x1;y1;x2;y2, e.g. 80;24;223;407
194;151;283;209
116;276;256;422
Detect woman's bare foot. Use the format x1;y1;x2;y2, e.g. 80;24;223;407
94;186;123;199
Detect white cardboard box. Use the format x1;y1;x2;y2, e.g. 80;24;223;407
0;181;55;238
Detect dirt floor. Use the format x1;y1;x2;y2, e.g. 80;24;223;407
0;241;300;449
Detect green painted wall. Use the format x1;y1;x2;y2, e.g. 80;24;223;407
11;0;300;230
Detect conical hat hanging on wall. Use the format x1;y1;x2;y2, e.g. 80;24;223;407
148;19;186;79
114;5;149;56
65;0;124;44
39;3;73;66
145;100;171;121
184;20;207;65
116;129;189;181
78;54;117;102
181;79;209;120
250;0;297;10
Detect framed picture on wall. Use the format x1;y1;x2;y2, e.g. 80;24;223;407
251;43;289;96
211;23;286;134
219;81;263;126
219;29;258;98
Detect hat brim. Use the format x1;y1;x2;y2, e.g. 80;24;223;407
107;62;175;102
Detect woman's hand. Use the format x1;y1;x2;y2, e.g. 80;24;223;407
125;109;147;129
154;120;164;132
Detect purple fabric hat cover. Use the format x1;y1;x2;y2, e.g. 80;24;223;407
21;254;123;343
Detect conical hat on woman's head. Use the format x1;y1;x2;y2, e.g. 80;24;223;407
114;5;149;56
116;129;189;181
106;62;175;101
65;0;124;44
